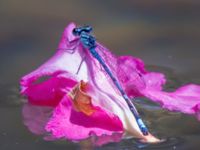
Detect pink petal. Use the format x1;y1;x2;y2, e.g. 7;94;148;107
117;56;166;98
142;85;200;115
21;73;77;106
85;45;153;139
117;55;200;120
45;95;123;140
58;22;78;49
20;23;89;106
19;23;161;142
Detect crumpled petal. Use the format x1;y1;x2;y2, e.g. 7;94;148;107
20;23;88;106
21;74;77;106
84;44;153;139
45;94;123;140
117;55;200;120
21;22;200;144
117;56;166;93
21;22;153;141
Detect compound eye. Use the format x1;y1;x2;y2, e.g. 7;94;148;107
73;26;93;36
73;28;81;36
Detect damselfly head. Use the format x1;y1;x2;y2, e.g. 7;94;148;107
73;26;92;36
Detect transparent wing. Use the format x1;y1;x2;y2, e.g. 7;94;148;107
95;42;146;90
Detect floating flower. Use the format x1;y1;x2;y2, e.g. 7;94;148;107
20;23;200;145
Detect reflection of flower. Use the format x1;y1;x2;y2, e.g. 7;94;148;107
22;103;123;145
20;23;200;145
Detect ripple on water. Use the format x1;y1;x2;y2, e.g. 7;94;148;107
134;137;184;150
96;137;184;150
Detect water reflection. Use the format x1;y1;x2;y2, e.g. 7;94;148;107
21;103;184;149
22;104;52;135
22;103;123;147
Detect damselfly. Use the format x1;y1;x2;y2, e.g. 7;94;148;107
72;26;149;136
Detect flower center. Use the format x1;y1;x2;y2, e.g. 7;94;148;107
69;80;96;116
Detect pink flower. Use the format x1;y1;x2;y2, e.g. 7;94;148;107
20;23;200;145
